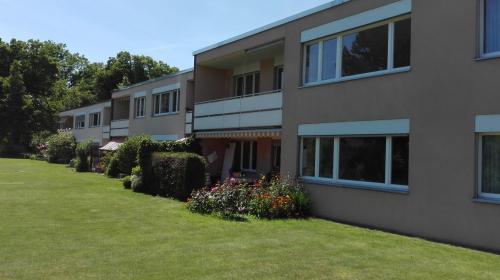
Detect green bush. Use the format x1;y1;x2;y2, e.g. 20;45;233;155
138;136;202;192
116;134;150;175
106;154;120;177
75;137;93;172
186;174;312;220
130;175;143;192
122;176;131;189
150;152;206;200
46;132;76;164
29;131;52;154
100;151;115;172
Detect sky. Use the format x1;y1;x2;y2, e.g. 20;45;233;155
0;0;331;70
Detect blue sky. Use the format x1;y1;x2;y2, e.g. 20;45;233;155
0;0;330;70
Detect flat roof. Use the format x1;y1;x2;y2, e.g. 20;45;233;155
192;0;350;55
111;67;194;93
59;99;111;114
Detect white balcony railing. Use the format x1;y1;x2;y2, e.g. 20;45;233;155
103;125;110;139
194;90;282;130
110;119;129;137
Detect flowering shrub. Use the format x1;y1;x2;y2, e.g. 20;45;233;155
186;174;311;220
45;132;76;164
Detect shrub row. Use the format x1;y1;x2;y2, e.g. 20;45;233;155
74;137;93;172
186;174;312;220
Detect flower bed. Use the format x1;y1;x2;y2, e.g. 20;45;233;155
186;174;311;220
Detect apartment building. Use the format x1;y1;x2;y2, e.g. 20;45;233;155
109;68;194;144
58;68;194;151
191;0;500;252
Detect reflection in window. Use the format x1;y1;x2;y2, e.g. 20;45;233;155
342;25;388;77
339;137;386;183
485;0;500;54
394;18;412;68
319;138;334;178
305;43;319;83
391;136;409;185
302;138;316;177
481;135;500;195
322;38;337;80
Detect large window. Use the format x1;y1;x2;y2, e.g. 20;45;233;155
154;90;179;116
478;133;500;199
480;0;500;58
89;112;100;127
300;135;409;190
135;97;145;118
303;16;411;85
235;72;260;96
233;141;257;172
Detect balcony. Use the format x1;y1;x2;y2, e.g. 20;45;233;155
103;125;110;139
110;119;129;137
194;90;282;130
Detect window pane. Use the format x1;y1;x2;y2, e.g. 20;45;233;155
233;142;241;171
342;25;388;77
172;92;178;112
339;137;386;183
482;135;500;194
242;141;250;169
276;67;284;90
302;138;316;176
305;43;319;83
236;76;244;96
485;0;500;54
394;19;412;68
319;138;334;178
322;38;337;80
245;74;253;95
140;98;145;116
254;73;260;93
391;136;409;185
251;141;257;170
155;95;160;115
161;93;169;113
136;99;140;116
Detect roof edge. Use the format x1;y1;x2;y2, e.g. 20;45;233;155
192;0;350;56
111;67;194;93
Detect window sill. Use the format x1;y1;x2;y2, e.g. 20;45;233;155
475;53;500;61
135;116;146;119
75;128;85;130
299;67;411;89
301;177;408;194
153;112;180;117
90;126;100;128
473;197;500;205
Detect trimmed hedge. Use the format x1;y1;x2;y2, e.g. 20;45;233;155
150;152;206;200
115;134;150;175
138;136;202;193
122;176;131;189
106;154;120;177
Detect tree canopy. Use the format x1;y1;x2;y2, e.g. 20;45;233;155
0;38;179;156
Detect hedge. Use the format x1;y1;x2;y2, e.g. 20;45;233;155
46;132;76;164
150;152;206;200
138;136;202;193
115;134;150;175
74;137;93;172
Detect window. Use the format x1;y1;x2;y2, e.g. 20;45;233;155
235;72;260;96
478;133;500;199
75;114;85;129
479;0;500;58
275;66;284;90
135;97;145;118
233;141;257;172
300;135;409;190
89;113;100;127
153;90;179;116
303;17;411;85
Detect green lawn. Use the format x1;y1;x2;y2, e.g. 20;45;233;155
0;159;499;279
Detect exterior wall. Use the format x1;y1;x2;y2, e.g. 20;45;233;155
194;65;226;103
60;101;111;146
111;71;193;140
194;0;500;252
256;137;272;177
200;138;231;177
260;59;275;92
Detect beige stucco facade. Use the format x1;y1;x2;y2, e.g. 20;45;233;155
192;0;500;253
111;69;194;140
59;101;112;146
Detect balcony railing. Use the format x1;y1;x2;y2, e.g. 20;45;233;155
57;128;73;135
110;119;129;137
103;125;110;139
194;90;282;130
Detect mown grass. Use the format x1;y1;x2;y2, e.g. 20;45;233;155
0;158;499;279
